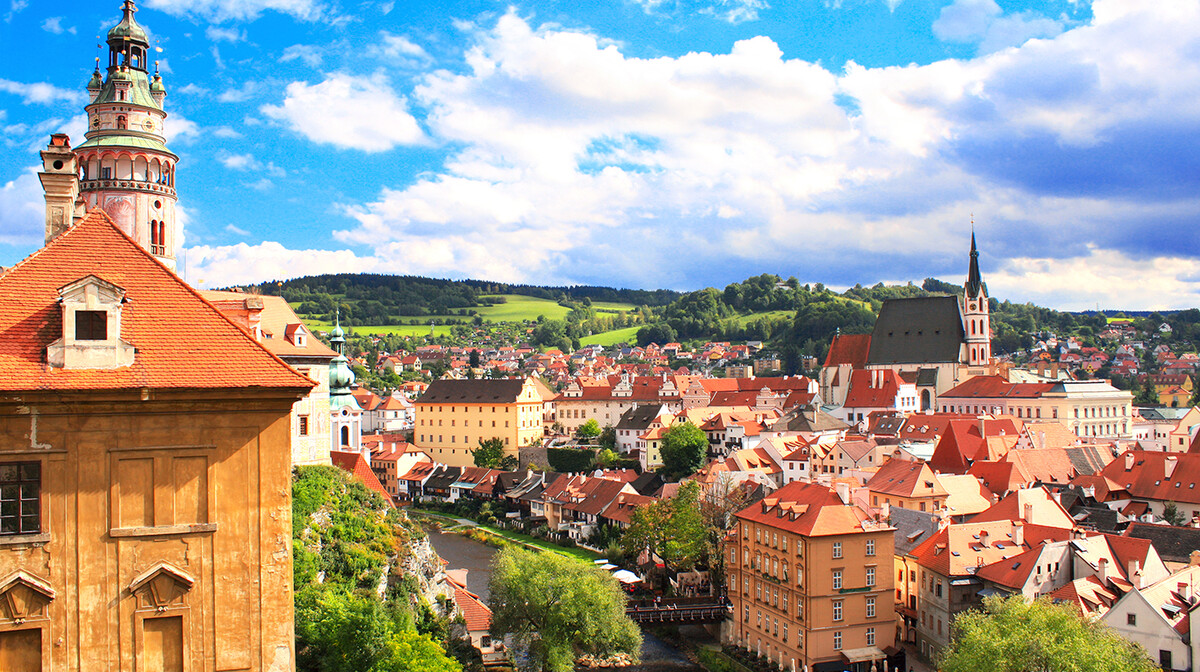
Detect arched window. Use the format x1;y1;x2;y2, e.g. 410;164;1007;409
340;426;350;447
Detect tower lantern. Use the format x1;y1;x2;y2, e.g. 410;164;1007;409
41;0;180;271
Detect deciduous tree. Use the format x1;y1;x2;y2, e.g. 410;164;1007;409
939;596;1156;672
472;437;507;468
659;421;707;479
489;548;641;672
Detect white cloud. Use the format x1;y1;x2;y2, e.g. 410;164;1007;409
261;73;425;151
632;0;767;24
177;83;208;96
990;248;1200;312
368;32;429;66
217;81;260;103
217;151;286;177
0;169;44;247
163;113;201;144
213;125;243;138
934;0;1064;53
224;224;250;236
0;78;85;105
280;44;323;67
41;16;75;35
184;241;377;287
205;25;246;42
141;0;326;23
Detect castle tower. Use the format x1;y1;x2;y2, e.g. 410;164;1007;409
47;1;180;270
328;318;363;456
963;231;991;366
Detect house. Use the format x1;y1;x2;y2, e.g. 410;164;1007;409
839;369;919;425
414;377;550;467
614;404;669;454
1101;563;1200;672
726;481;896;672
0;210;313;669
938;376;1134;439
202;290;337;466
866;459;948;513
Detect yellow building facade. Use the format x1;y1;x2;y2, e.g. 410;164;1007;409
415;378;547;467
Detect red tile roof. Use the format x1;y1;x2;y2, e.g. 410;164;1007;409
331;450;394;506
823;333;871;368
0;211;315;392
843;369;905;409
735;481;884;537
1097;451;1200;505
939;375;1056;399
928;418;1021;474
866;459;947;498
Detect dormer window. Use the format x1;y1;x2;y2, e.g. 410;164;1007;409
76;310;108;340
46;275;135;370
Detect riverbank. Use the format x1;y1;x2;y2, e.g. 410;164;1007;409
407;507;603;563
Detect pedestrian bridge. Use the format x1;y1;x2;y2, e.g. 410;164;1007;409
626;597;730;624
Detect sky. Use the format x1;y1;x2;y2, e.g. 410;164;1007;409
1;0;1198;311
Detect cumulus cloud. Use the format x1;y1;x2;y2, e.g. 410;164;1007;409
633;0;768;24
280;44;323;67
0;169;44;247
0;78;85;105
933;0;1065;53
261;73;425;151
41;16;75;35
216;151;286;177
184;241;377;287
141;0;325;23
205;25;246;42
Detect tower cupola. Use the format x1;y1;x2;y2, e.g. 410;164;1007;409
106;1;150;72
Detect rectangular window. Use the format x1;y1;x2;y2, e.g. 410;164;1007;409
0;462;40;535
832;600;843;621
298;415;309;436
1127;613;1137;626
867;567;876;587
866;539;875;556
832;570;842;590
832;541;842;559
833;631;842;650
866;596;876;618
866;627;875;647
782;623;788;643
76;310;107;341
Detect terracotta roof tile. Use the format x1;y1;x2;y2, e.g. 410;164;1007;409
0;211;315;392
331;450;393;505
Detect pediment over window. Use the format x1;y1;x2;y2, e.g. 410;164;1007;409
0;570;55;623
129;562;194;611
46;274;136;369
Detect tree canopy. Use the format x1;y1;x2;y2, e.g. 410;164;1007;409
489;548;641;672
659;421;708;479
575;419;601;440
622;480;707;572
939;596;1157;672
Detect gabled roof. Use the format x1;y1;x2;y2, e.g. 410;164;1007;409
867;296;964;365
888;507;939;555
0;211;314;392
602;492;657;525
331;450;393;506
824;333;871;368
616;404;668;431
769;404;850;434
419;378;534;404
200;290;337;360
866;459;947;498
1098;451;1200;505
735;481;886;537
1123;522;1200;565
969;486;1075;529
929;418;1021;474
939;375;1055;400
938;474;995;517
843;369;906;409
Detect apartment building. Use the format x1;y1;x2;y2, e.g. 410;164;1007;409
414;377;548;467
726;481;896;672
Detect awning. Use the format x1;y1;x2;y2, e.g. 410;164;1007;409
601;563;618;570
612;570;642;584
840;646;886;664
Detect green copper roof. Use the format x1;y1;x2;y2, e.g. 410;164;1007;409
75;134;177;157
93;69;161;110
108;1;149;44
150;74;165;93
87;69;103;89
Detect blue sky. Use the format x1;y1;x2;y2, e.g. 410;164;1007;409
1;0;1197;311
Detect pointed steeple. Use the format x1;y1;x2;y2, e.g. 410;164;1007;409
965;229;984;299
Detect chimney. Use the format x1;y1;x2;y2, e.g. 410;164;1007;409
1128;559;1141;589
1023;503;1033;522
1097;557;1108;582
1039;431;1046;450
880;501;891;521
835;481;850;505
1165;456;1178;480
1013;521;1024;546
979;530;989;547
1125;451;1135;471
1178;582;1191;602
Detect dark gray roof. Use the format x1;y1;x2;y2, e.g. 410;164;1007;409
889;507;939;555
425;466;462;490
1124;522;1200;564
1065;446;1113;477
916;368;939;387
420;378;526;404
616;404;667;431
769;404;850;433
631;472;664;496
867;296;964;365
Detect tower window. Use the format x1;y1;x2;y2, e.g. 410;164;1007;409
76;311;108;341
117;116;127;130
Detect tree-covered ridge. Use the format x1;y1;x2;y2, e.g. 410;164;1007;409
292;466;463;672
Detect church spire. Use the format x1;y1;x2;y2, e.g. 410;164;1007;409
965;228;984;299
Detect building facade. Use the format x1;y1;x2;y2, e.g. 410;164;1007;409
0;211;311;672
726;482;896;672
414;378;548;467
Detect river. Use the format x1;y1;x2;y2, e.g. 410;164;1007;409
424;526;704;672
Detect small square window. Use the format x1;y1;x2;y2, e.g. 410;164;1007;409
76;310;107;341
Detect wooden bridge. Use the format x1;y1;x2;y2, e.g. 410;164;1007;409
625;597;730;624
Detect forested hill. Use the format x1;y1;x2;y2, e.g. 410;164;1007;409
249;273;681;319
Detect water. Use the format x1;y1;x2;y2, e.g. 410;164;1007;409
424;525;702;671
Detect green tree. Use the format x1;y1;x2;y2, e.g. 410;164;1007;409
488;548;641;672
598;425;617;451
575;419;601;441
939;596;1156;672
1134;378;1160;406
472;437;507;468
659;421;707;479
622;481;707;572
1163;501;1188;526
